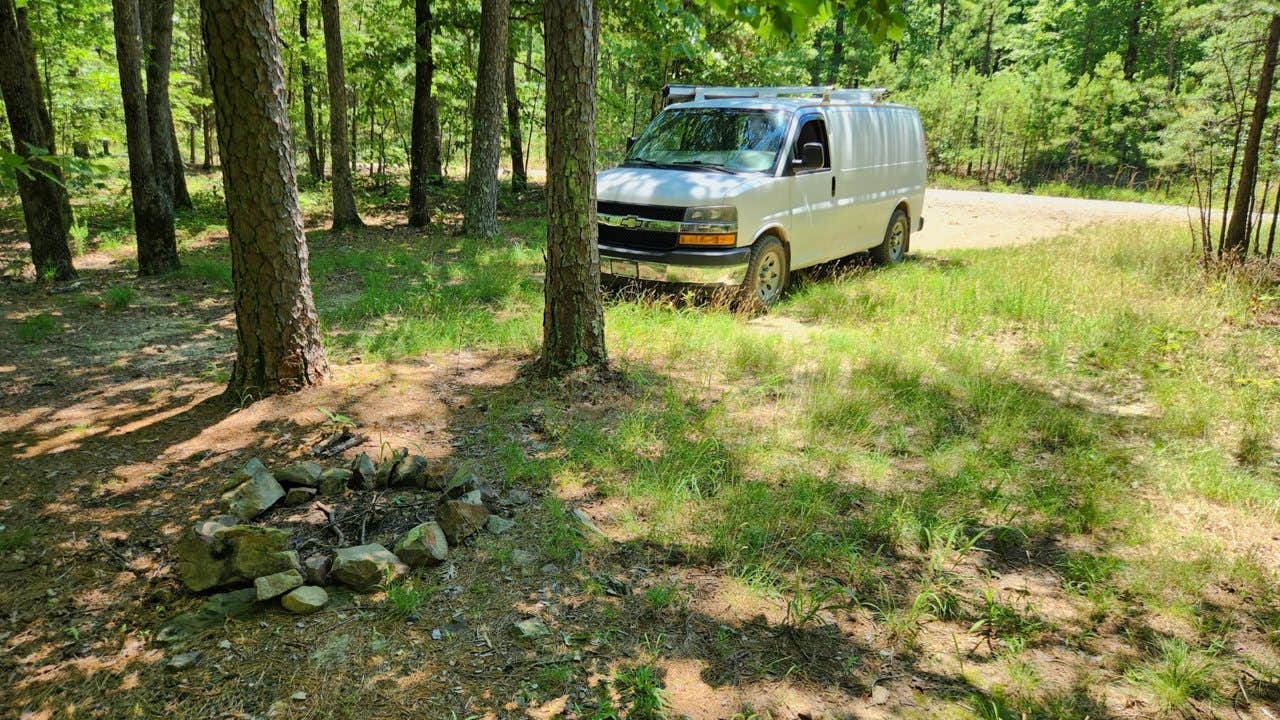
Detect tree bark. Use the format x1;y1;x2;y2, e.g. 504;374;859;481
539;0;605;374
140;0;176;210
1223;14;1280;260
937;0;945;51
505;37;526;193
1123;0;1143;81
463;0;508;238
828;4;845;84
0;0;76;281
170;119;192;208
408;0;439;226
299;0;322;180
113;0;179;275
319;0;363;229
201;0;329;396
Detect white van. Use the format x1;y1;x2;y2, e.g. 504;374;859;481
596;85;927;306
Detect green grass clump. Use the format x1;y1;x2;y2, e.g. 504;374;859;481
383;577;436;619
16;313;58;343
1125;637;1219;713
614;664;668;720
103;285;137;310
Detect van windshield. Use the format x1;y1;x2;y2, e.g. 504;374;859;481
624;108;788;174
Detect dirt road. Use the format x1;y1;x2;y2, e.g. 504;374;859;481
912;188;1195;251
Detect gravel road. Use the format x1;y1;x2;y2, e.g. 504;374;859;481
913;188;1195;251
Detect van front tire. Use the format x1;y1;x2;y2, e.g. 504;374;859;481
737;236;788;311
872;209;910;265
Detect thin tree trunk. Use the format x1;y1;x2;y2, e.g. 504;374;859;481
201;0;329;396
408;0;437;226
1267;171;1279;259
320;0;363;229
113;0;179;275
828;4;845;84
170;120;192;208
505;39;526;193
1123;0;1143;81
463;0;508;238
0;0;75;280
140;0;177;210
539;0;605;374
937;0;945;51
1223;14;1280;260
300;0;322;180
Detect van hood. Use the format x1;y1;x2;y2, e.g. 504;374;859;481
596;166;773;207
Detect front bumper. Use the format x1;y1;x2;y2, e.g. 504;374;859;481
599;243;751;286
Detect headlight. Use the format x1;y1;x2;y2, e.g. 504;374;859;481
683;206;737;224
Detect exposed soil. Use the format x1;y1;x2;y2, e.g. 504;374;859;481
914;189;1195;251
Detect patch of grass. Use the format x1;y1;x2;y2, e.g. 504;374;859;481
643;582;688;615
1125;637;1219;713
16;313;58;342
1059;551;1122;595
103;285;137;311
0;526;34;553
383;577;437;619
614;664;668;720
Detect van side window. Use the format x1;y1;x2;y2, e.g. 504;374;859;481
792;117;830;173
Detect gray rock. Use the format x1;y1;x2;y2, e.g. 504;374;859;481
193;515;238;538
284;486;317;507
276;461;323;487
331;544;407;590
510;549;536;567
175;522;297;591
540;563;559;575
572;508;605;536
389;454;429;487
221;457;269;491
437;499;489;544
486;515;515;535
281;586;328;614
318;468;351;497
504;489;532;506
166;650;201;672
459;489;484;506
394;522;448;567
513;617;550;639
255;568;304;600
220;460;285;521
349;452;376;490
373;456;397;489
302;554;331;586
155;588;258;644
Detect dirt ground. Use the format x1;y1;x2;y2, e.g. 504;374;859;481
913;189;1196;251
0;189;1261;719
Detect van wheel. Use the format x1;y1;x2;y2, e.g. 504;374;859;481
872;209;909;265
738;236;788;311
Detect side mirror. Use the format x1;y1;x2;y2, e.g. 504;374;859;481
626;136;638;153
793;142;825;171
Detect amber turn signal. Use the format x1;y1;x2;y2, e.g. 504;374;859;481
678;233;736;247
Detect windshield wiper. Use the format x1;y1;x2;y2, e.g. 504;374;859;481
666;160;737;174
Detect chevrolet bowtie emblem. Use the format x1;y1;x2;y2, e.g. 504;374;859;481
619;215;642;229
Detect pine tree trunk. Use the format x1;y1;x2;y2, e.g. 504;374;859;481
408;0;437;227
539;0;605;374
113;0;179;275
1123;0;1143;81
463;0;508;238
140;0;175;209
320;0;363;229
201;0;329;396
170;119;193;208
1223;14;1280;260
828;5;845;84
300;0;322;180
0;0;76;281
505;41;526;193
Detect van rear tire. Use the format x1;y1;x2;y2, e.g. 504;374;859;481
871;209;910;265
737;236;788;312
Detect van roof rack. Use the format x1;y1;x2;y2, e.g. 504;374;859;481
662;85;888;107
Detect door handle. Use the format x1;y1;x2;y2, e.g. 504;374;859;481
830;177;836;197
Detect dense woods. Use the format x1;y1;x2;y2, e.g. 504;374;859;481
1;0;1278;381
